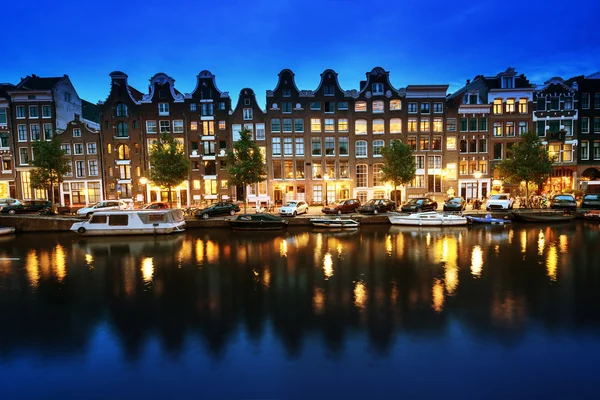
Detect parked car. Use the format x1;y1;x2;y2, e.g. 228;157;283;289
0;198;21;209
279;200;309;217
321;199;361;214
485;194;514;211
358;199;396;214
195;201;240;219
77;200;128;218
549;194;577;211
401;197;438;213
443;196;466;212
581;193;600;209
0;200;52;215
142;202;170;210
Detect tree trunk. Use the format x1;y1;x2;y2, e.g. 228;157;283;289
242;182;247;214
167;186;173;209
50;182;56;213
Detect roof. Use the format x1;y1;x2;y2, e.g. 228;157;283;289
82;99;100;123
0;83;16;99
16;74;63;91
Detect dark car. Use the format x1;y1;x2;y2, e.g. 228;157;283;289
142;202;170;210
549;194;577;211
1;200;52;215
401;197;438;213
443;196;466;212
195;201;240;219
357;199;396;214
581;193;600;209
321;199;361;214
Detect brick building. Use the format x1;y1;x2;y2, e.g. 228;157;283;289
576;72;600;191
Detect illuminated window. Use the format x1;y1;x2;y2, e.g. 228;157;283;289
419;137;430;151
311;118;321;132
410;175;425;188
420;118;430;132
312;162;322;179
446;137;456;151
493;123;502;137
493;99;503;114
506;99;515;113
432;136;442;151
373;119;385;134
373;163;384;186
372;100;384;113
355;140;367;157
390;100;401;110
355;119;367;134
518;98;528;113
505;122;515;136
407;136;417;150
219;121;226;130
563;144;573;162
190;121;198;131
408;118;417;132
193;180;201;190
295;160;305;179
355;101;366;112
433;118;443;132
390;118;402;133
203;121;214;135
338;118;348;132
356;164;367;187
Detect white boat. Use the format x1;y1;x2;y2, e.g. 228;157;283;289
388;211;468;226
310;217;359;228
0;226;15;235
70;209;185;236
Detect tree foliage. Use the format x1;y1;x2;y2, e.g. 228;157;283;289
496;131;555;202
148;132;190;208
30;137;71;207
225;127;267;213
380;140;417;206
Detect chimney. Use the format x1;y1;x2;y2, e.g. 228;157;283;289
466;79;471;85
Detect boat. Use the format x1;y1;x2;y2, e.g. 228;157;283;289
310;217;359;228
509;210;576;223
0;226;15;235
228;213;288;230
582;210;600;221
466;214;511;225
388;211;468;226
70;209;186;236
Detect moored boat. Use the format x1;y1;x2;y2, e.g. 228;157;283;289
0;226;15;235
466;214;511;225
388;211;468;226
228;213;288;230
582;210;600;221
70;209;186;236
510;210;576;223
310;217;359;228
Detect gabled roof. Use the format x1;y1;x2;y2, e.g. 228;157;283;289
0;83;16;99
82;99;100;123
16;74;63;91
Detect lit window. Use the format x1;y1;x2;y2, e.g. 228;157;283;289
338;119;348;132
433;118;443;132
373;100;384;113
190;121;198;131
356;164;368;187
311;118;321;132
390;100;401;110
390;118;402;133
355;119;367;134
408;118;417;132
373;119;385;134
355;101;366;112
518;98;528;113
219;120;226;130
493;122;502;137
324;118;335;132
506;99;515;113
420;118;430;132
493;99;503;114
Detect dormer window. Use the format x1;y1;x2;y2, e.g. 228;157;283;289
283;89;291;97
324;85;335;96
372;83;384;95
464;93;478;105
501;76;514;89
158;103;169;116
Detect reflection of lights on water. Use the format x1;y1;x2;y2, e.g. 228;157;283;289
354;281;367;310
537;230;545;255
390;282;398;303
445;267;458;294
313;288;325;314
336;243;343;257
432;278;444;312
195;239;204;264
559;235;568;254
520;230;527;254
439;237;459;295
54;245;66;282
471;245;483;278
85;253;94;268
205;240;217;263
494;245;500;257
385;235;392;256
141;257;154;284
263;267;271;288
26;250;40;288
426;232;431;248
546;245;557;281
323;252;333;279
508;229;514;244
279;239;288;257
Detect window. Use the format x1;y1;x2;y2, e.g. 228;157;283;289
312;162;322;179
428;155;442;169
420;118;430;132
505;122;515;136
390;118;402;133
550;97;559;110
295;160;305;179
190;103;197;111
325;102;335;113
432;136;442;151
338;101;348;110
311;138;321;156
18;125;27;141
272;137;281;156
410;175;425;188
115;122;128;137
84;142;97;155
282;102;292;113
29;106;39;118
408;118;417;132
311;118;321;132
273;160;282;179
271;118;281;133
158;103;169;116
356;164;367;187
324;118;335;132
564;97;573;110
415;155;425;169
324;85;335;96
536;98;546;111
2;158;11;171
460;118;468;132
118;144;130;160
355;119;367;134
479;117;487;131
146;121;157;134
506;99;515;113
390;99;401;110
16;106;25;118
355;140;367;157
493;123;502;137
493;143;503;160
173;120;184;133
464;93;478;105
310;102;321;110
256;123;265;140
536;120;546;136
30;124;40;141
595;142;600;160
43;123;53;140
419;137;430;151
159;121;169;134
294;118;304;132
501;77;514;89
71;128;81;137
582;93;590;109
75;161;85;178
372;100;384;113
595;94;600;109
325;137;335;155
469;139;477;153
493;99;503;114
61;144;71;155
581;141;589;160
219;102;226;110
469;118;477;131
19;148;29;165
373;119;385;134
408;102;417;113
0;132;8;148
433;102;443;113
355;101;366;112
373;140;384;156
284;137;293;156
446;137;456;151
295;138;304;156
420;103;430;114
282;118;292;132
460;139;467;153
563;120;572;136
563;144;573;162
478;138;487;153
243;108;253;120
0;109;6;125
372;83;384;94
447;118;457;131
219;120;226;130
73;143;83;155
64;92;72;102
115;103;128;117
407;136;417;150
582;117;589;134
41;105;51;118
201;103;214;116
595;118;600;133
338;118;348;132
519;121;528;135
282;89;291;97
517;98;528;113
339;137;348;156
478;161;488;174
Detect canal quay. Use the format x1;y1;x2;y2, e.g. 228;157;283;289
1;216;599;398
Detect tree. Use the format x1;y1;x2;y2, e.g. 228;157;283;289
148;132;190;208
225;127;267;213
380;140;417;207
30;137;71;210
496;131;555;205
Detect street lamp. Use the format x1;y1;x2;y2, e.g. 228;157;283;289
324;173;330;206
139;177;148;205
473;170;482;201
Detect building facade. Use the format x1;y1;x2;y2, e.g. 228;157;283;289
577;72;600;191
0;84;16;198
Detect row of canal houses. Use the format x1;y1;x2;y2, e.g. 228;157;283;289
1;68;600;207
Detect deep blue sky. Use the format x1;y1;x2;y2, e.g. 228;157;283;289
4;0;600;107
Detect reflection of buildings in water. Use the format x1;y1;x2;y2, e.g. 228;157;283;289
470;246;483;278
25;250;40;288
354;281;367;310
538;230;545;256
491;293;526;328
546;245;558;281
432;278;444;312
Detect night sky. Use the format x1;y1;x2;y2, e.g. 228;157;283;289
4;0;600;106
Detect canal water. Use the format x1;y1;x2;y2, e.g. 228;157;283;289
1;223;599;398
